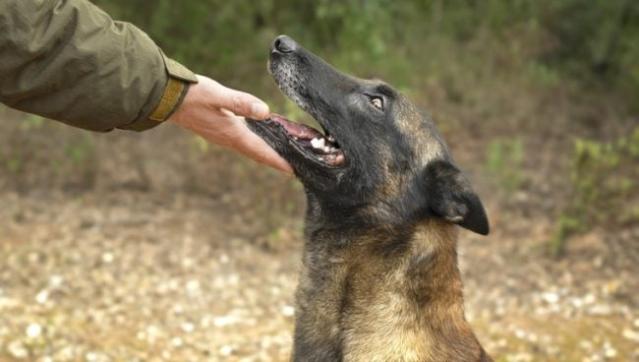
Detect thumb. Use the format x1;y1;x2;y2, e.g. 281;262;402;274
214;85;270;120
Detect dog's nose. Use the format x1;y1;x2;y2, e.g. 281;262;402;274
273;35;296;53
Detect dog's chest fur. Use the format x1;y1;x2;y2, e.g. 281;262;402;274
292;220;491;362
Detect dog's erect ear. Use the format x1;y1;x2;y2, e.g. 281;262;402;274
422;160;490;235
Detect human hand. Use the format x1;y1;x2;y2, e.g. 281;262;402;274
168;75;293;174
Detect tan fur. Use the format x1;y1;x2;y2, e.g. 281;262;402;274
295;220;490;361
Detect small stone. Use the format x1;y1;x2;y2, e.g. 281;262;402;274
25;323;42;338
181;322;195;333
583;294;596;305
35;290;49;304
8;339;28;359
590;304;612;316
85;351;109;362
173;304;184;315
146;325;161;342
181;257;194;269
219;345;234;356
281;305;295;317
542;292;559;304
514;328;525;339
579;340;593;350
213;315;237;327
186;280;200;294
622;328;639;342
604;348;617;358
28;252;40;263
49;275;64;287
171;337;183;347
603;342;617;359
0;297;19;309
55;346;75;359
101;252;114;263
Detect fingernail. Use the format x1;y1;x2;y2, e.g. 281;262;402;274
251;102;269;118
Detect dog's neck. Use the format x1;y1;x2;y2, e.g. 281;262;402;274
294;215;489;362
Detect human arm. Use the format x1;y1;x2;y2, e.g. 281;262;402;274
0;0;291;173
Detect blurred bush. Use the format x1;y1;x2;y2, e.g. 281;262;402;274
2;1;638;254
486;138;525;194
91;0;639;107
551;127;639;256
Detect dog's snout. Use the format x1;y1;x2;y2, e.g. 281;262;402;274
273;35;296;54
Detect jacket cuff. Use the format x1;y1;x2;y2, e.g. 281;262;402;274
119;53;197;131
147;77;189;122
161;51;199;83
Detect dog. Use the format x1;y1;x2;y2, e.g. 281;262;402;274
247;35;492;362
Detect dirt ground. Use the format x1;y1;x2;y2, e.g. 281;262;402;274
0;105;638;362
0;187;637;362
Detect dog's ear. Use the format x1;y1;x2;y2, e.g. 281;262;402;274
422;160;489;235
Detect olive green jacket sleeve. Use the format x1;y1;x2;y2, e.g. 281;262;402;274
0;0;197;132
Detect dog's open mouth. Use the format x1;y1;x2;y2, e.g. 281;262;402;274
250;113;346;168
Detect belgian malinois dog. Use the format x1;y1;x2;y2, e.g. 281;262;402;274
247;35;492;362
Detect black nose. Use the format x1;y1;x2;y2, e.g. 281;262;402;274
273;35;296;53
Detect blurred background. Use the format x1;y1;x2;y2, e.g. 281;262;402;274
1;0;638;361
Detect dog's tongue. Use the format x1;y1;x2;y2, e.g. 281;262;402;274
270;114;322;140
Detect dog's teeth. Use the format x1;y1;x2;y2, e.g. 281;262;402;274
328;135;336;143
311;138;326;149
310;138;322;149
323;146;330;153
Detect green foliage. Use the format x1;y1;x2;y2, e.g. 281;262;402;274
551;127;639;255
21;115;45;131
5;1;636;245
539;0;639;103
64;135;95;165
549;214;582;258
3;152;22;174
88;0;639;107
526;61;561;88
486;138;525;193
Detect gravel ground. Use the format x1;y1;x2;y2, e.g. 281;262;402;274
1;190;638;362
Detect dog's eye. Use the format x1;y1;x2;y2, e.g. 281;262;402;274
370;97;384;111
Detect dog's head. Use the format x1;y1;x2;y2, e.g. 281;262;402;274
248;36;488;235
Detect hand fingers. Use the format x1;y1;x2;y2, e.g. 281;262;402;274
232;120;293;174
211;83;270;120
